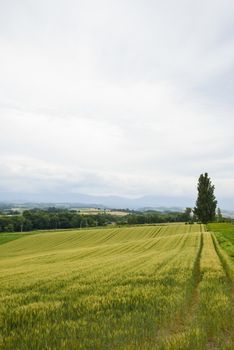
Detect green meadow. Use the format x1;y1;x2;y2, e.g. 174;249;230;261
0;223;234;349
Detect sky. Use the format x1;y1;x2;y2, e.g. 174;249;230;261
1;0;234;206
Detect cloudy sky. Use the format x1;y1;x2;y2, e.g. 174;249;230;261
1;0;234;205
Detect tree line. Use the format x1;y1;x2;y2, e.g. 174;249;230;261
0;209;122;232
0;172;226;232
0;208;200;232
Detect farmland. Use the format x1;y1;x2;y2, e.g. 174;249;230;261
0;224;234;349
208;222;234;258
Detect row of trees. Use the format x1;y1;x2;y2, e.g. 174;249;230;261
0;209;124;232
126;210;193;225
0;208;201;232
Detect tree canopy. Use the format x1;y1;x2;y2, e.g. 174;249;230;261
194;173;217;224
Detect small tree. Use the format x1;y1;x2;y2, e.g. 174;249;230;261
194;173;217;224
217;207;223;222
184;207;192;222
5;224;14;232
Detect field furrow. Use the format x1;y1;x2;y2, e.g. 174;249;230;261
0;223;233;349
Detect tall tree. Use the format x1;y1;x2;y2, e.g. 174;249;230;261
194;173;217;224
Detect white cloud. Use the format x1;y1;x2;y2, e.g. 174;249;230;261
1;0;234;203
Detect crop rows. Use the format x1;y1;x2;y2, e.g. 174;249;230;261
0;223;234;349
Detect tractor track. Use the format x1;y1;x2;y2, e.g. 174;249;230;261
155;229;204;348
210;232;234;348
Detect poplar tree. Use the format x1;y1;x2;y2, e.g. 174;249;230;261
194;173;217;224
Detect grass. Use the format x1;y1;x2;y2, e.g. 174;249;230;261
0;232;27;246
0;223;234;349
208;222;234;258
0;231;41;246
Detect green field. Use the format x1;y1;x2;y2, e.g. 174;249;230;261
0;224;234;349
208;222;234;258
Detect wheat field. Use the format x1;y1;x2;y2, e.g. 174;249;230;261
0;224;233;349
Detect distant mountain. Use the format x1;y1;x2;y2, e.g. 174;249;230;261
0;191;233;210
0;191;194;209
221;209;234;218
139;206;185;212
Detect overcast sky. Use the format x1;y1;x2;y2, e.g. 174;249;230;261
1;0;234;203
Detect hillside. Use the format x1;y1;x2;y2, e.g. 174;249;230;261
0;224;234;349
